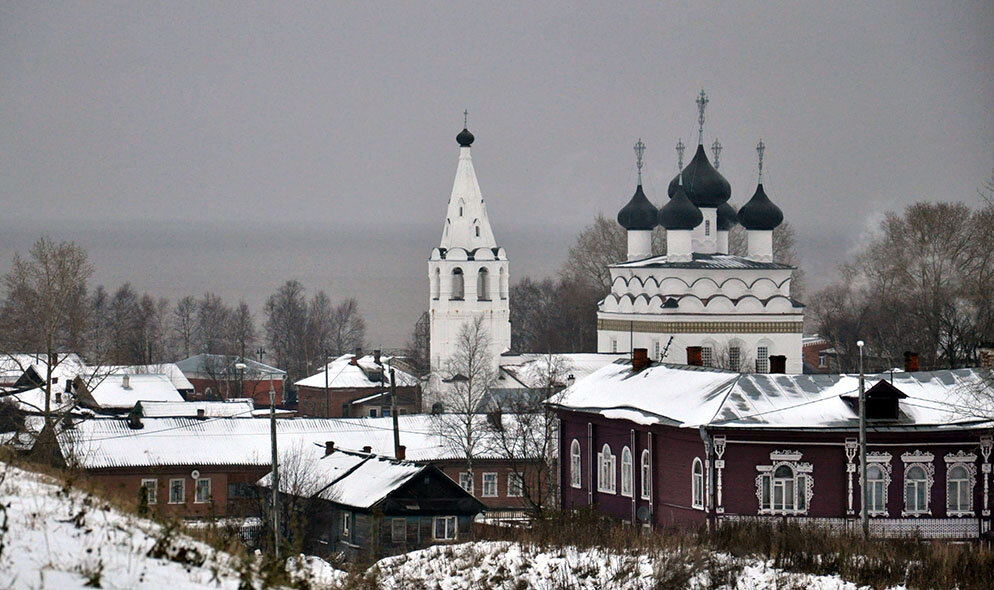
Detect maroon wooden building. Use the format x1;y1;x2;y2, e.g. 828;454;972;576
552;356;993;539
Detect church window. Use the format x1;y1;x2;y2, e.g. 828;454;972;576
945;453;977;516
705;220;711;236
598;444;616;494
691;458;704;509
570;439;582;488
451;268;464;300
611;338;618;353
477;268;490;301
621;447;633;497
640;449;651;500
756;346;769;373
652;340;660;360
728;347;741;372
475;226;480;237
459;206;463;216
756;450;813;515
701;347;714;367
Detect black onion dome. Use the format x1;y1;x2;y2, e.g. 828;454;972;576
456;127;475;147
716;202;738;231
617;185;658;230
658;185;703;230
667;145;731;207
737;184;783;230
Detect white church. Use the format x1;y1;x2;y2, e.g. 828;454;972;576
428;93;803;378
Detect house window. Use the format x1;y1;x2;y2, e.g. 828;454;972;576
141;478;158;505
621;447;633;497
391;518;406;543
611;338;618;353
570;439;582;489
818;352;827;368
597;444;617;494
482;473;498;497
433;516;457;540
756;450;813;515
728;347;741;372
756;346;769;373
195;478;212;504
382;408;391;417
701;347;714;367
945;453;977;516
640;450;651;500
866;465;888;516
369;408;378;417
458;472;474;494
652;340;660;360
342;512;351;538
691;458;704;509
169;479;185;504
904;464;931;516
508;473;524;497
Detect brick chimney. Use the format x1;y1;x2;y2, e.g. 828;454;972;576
350;347;363;365
903;351;920;372
362;445;372;454
324;441;335;456
687;346;703;367
122;374;131;389
397;445;406;460
769;355;786;374
196;408;206;419
374;349;382;365
632;348;650;372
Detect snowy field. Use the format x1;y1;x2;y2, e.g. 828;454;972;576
0;461;901;589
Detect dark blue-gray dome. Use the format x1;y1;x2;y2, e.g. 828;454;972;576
457;127;475;147
617;185;658;230
658;185;703;230
667;145;731;207
737;184;783;230
716;202;738;231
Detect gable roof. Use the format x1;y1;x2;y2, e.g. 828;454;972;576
294;354;419;389
78;374;184;410
102;364;194;391
0;353;86;386
133;399;255;418
175;355;286;380
551;362;993;430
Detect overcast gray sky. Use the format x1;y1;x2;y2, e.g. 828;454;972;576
1;2;993;346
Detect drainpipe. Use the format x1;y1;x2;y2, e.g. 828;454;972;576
630;428;637;524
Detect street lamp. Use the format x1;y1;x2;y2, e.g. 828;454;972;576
234;361;247;400
857;340;868;538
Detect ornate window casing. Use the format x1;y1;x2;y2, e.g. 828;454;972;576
901;451;934;517
570;439;582;489
621;446;633;497
945;451;977;517
640;449;651;500
597;444;617;494
862;452;892;517
692;457;704;509
756;450;813;515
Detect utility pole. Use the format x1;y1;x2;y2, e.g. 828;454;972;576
269;372;280;557
390;366;400;458
857;340;868;538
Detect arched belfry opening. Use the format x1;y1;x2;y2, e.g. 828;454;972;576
477;268;490;301
431;267;440;300
451;268;464;300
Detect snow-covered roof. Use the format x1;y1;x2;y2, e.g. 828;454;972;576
2;386;76;414
552;362;994;430
294;354;419;389
102;364;194;391
59;414;544;469
259;447;425;509
80;374;184;410
499;353;629;389
612;253;794;270
175;354;286;379
134;399;255;418
0;353;86;384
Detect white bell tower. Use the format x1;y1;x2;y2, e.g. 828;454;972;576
428;114;511;378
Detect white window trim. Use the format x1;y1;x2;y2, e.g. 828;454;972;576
756;345;769;374
391;518;406;543
194;477;212;504
755;450;813;516
692;457;704;509
432;515;457;541
621;446;633;498
945;451;977;517
862;452;892;517
597;444;617;494
168;478;185;504
342;512;351;538
141;478;157;505
508;472;524;497
570;439;582;489
482;472;498;498
901;451;934;517
640;449;651;500
458;472;474;495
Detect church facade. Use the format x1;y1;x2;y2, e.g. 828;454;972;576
598;93;804;373
428;124;511;377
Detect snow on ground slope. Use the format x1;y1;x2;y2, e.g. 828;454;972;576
368;541;877;590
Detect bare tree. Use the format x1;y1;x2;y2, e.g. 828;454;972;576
510;276;601;353
487;353;571;515
729;220;805;300
304;291;334;372
173;295;196;359
434;316;498;479
560;214;665;293
264;280;309;381
406;311;431;377
195;293;233;355
230;300;257;360
329;297;365;356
